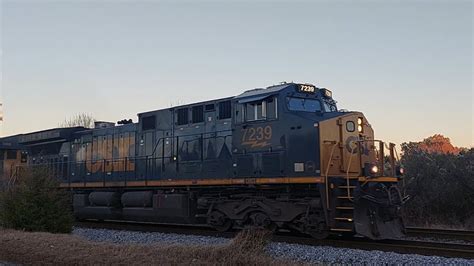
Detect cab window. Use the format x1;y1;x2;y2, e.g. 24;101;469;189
287;97;322;112
266;97;277;119
322;101;337;112
244;97;277;122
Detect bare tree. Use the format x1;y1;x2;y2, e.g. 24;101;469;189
59;113;96;128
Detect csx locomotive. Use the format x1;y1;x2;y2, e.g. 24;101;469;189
0;82;406;239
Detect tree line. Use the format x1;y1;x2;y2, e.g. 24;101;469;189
401;135;473;229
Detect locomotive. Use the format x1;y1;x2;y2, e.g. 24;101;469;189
0;82;406;239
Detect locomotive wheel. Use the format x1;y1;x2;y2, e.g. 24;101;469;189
307;221;329;239
207;211;233;232
305;214;329;240
248;212;277;232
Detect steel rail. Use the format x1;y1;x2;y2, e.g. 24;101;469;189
405;227;474;242
75;221;474;259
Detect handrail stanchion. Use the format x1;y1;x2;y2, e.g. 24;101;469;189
134;157;137;180
389;143;396;177
124;157;128;186
145;156;149;186
162;139;166;175
324;141;338;210
103;159;106;187
379;141;385;176
345;144;357;200
175;136;179;173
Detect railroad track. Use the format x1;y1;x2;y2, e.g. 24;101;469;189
406;227;474;242
75;221;474;259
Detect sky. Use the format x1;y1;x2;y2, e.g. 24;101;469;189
0;0;472;148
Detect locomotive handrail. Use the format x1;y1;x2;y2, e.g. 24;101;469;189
149;132;232;160
35;132;235;183
356;139;399;177
16;137;399;191
24;150;237;186
345;144;358;201
150;129;234;156
323;141;338;209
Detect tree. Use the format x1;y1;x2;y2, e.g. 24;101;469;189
59;113;96;128
417;134;461;155
0;167;74;233
400;137;474;229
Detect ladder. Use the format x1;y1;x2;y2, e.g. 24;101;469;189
330;178;358;233
327;141;359;233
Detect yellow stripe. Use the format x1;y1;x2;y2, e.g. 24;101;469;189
358;176;399;182
60;176;325;188
59;176;399;189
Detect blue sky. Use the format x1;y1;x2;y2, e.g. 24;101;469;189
1;0;472;147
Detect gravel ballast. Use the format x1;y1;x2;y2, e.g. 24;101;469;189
267;242;474;265
73;227;229;246
73;227;474;265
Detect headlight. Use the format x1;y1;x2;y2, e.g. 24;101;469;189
396;166;405;177
324;89;332;98
370;165;379;174
364;163;380;177
357;118;363;132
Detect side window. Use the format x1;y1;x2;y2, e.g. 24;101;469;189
246;102;257;121
266;97;277;119
218;101;232;119
245;101;264;121
177;108;189;125
192;106;204;123
244;97;277;122
142;115;156;131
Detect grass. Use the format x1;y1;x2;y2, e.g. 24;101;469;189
0;228;303;265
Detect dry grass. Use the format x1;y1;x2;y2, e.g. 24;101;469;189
0;228;300;265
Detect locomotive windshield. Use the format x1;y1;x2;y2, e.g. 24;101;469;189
322;99;337;112
287;97;322;112
287;97;337;113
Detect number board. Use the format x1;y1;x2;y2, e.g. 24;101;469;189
298;84;317;94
